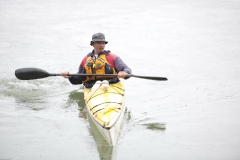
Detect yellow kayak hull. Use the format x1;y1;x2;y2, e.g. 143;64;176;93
84;79;125;146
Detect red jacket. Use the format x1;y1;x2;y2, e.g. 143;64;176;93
69;50;131;85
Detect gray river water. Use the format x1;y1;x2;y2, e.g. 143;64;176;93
1;0;240;159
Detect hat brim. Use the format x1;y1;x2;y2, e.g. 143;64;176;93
90;40;108;45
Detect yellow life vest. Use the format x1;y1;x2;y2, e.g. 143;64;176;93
82;53;117;83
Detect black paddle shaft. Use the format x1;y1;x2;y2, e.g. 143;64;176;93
15;67;168;81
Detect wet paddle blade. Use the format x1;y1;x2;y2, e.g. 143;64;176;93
15;68;51;80
130;75;168;81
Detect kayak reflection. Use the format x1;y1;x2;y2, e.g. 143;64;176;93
67;88;131;160
88;111;118;160
64;89;86;118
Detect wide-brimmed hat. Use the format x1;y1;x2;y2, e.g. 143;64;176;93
90;33;108;45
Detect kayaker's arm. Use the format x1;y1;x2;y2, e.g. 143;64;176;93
68;65;84;85
69;75;83;84
114;56;132;79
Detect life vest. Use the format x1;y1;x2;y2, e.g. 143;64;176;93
82;51;117;83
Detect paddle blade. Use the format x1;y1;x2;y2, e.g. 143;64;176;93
130;75;168;81
15;68;50;80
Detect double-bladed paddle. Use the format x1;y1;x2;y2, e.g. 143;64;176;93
15;68;168;81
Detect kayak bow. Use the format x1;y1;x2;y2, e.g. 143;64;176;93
84;80;125;146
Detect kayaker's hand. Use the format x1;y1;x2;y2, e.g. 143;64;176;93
61;71;71;79
118;71;127;78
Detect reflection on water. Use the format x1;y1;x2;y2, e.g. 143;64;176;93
65;89;85;110
88;112;117;160
65;86;165;159
65;89;88;119
67;89;131;160
142;123;166;131
88;108;133;160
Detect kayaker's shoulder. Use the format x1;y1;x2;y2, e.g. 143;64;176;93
87;51;94;57
105;51;118;59
80;55;89;67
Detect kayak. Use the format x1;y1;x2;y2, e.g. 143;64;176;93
84;79;125;146
88;111;117;160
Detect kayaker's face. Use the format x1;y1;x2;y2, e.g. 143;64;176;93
92;41;106;54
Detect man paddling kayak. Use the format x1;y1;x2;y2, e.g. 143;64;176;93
61;32;132;88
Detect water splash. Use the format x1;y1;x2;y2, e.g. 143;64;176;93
0;77;70;98
0;77;77;111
